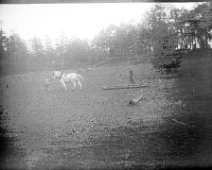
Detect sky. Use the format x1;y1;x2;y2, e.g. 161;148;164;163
0;3;199;44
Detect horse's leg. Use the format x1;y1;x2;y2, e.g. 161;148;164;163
77;79;82;90
72;80;76;92
60;79;67;92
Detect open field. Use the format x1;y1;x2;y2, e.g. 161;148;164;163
1;50;212;169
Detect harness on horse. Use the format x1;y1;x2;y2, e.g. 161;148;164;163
58;72;64;80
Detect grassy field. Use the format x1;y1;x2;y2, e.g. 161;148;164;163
0;50;212;169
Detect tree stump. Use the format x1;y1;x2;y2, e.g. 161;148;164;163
129;70;135;84
45;79;51;91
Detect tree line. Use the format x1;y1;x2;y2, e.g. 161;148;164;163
0;2;211;74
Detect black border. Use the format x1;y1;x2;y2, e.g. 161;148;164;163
0;0;208;4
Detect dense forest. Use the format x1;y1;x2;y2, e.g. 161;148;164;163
0;2;212;74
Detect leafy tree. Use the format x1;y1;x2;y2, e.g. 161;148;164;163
92;23;139;61
44;36;55;68
139;4;179;68
92;25;117;56
110;23;139;58
6;33;28;64
30;36;45;69
0;32;29;74
194;3;212;48
0;29;8;62
54;33;69;67
170;8;189;49
178;2;212;49
66;38;90;65
30;36;44;57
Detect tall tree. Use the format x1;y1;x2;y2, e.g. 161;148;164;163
30;36;45;69
178;2;212;49
1;32;29;73
139;4;178;68
194;3;212;48
6;33;28;64
0;29;8;62
54;32;69;67
66;38;90;65
44;36;55;67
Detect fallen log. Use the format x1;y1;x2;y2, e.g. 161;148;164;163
103;84;149;90
129;95;143;105
171;118;189;127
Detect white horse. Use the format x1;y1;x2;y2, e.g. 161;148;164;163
47;71;84;92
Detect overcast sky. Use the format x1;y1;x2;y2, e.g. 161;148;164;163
0;3;199;43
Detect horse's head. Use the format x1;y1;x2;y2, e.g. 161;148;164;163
52;71;62;80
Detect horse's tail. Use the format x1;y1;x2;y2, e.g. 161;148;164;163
77;74;84;81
